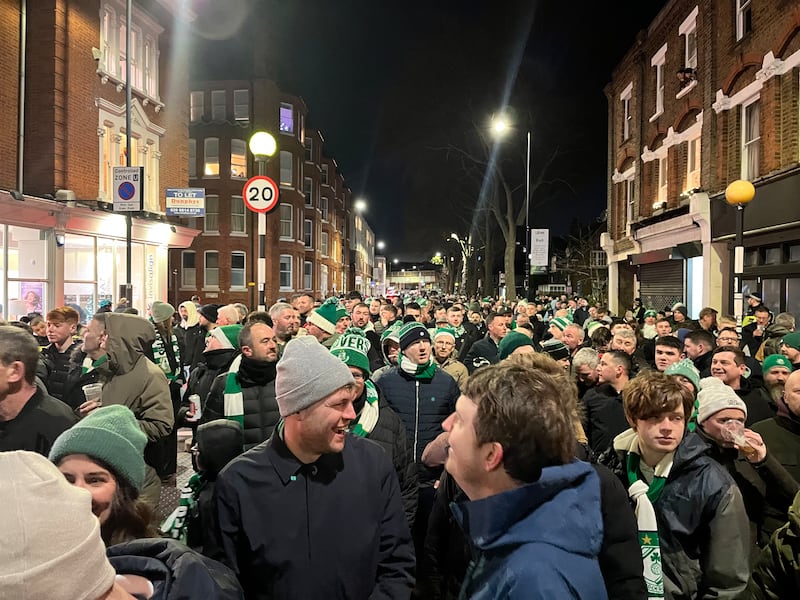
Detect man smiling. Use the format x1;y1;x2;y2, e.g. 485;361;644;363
215;335;415;598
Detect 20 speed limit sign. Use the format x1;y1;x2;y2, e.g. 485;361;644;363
242;176;280;213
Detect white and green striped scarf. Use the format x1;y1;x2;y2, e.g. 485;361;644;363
351;380;379;437
152;327;181;381
400;355;437;380
223;354;245;428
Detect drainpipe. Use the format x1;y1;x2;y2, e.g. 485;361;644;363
17;0;26;193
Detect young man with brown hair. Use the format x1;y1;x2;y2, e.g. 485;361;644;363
601;370;750;599
40;306;82;401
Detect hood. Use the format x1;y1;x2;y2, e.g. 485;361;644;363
451;460;602;558
671;431;714;473
196;420;244;478
103;313;156;375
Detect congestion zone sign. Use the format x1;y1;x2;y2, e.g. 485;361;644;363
242;176;279;214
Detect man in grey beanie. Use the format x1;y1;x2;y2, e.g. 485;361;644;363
215;335;415;599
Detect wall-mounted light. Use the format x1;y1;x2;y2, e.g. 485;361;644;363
55;233;66;247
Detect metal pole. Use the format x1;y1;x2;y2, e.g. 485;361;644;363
733;204;745;333
125;0;133;294
257;158;266;310
525;130;531;299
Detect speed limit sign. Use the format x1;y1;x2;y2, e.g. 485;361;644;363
242;176;280;213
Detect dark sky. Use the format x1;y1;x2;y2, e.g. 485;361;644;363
191;0;666;261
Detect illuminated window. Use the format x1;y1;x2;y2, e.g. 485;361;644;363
204;138;219;176
190;91;204;122
231;139;247;179
280;103;294;133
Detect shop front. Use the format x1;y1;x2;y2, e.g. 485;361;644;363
0;191;198;322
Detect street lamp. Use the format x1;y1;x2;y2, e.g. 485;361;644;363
491;112;532;299
377;240;385;251
724;179;755;332
354;198;367;213
249;130;278;310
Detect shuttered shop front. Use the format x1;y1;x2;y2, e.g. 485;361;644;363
638;260;684;312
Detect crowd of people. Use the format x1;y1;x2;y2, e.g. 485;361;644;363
2;289;800;598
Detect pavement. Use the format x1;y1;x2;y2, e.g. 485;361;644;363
154;428;195;523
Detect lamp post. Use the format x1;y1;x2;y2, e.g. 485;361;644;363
491;113;532;299
724;179;755;333
248;131;277;310
450;232;472;293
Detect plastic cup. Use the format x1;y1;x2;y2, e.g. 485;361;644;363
720;420;756;456
82;383;103;405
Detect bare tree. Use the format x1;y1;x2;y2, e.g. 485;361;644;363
554;221;608;305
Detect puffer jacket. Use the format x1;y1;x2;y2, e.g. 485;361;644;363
747;489;800;599
177;348;239;427
40;339;82;401
202;356;279;450
376;365;459;484
600;431;750;599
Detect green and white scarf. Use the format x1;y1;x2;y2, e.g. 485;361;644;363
160;472;205;542
81;354;108;375
351;380;380;437
400;355;437;380
615;428;671;600
152;325;181;381
223;354;245;428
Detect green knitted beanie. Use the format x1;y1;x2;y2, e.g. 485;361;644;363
49;405;147;491
331;327;372;376
497;330;535;360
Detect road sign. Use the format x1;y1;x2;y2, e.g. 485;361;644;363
242;176;279;213
113;166;144;212
166;188;206;217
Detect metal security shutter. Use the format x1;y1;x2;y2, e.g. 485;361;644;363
639;260;684;312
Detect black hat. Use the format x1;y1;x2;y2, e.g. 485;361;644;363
747;293;762;302
198;304;219;323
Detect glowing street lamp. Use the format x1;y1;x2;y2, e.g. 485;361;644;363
248;130;278;311
725;179;756;332
354;199;367;213
377;240;385;251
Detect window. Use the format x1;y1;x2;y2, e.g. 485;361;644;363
304;177;314;207
181;251;196;287
736;0;752;41
321;164;329;185
685;30;697;70
280;103;294;133
304;138;313;161
204;251;219;287
658;156;668;203
620;82;633;142
231;252;246;288
321;231;329;257
687;135;701;189
650;44;667;120
304;219;313;248
280;204;293;239
320;263;328;295
204;138;219;177
231;196;246;233
231;139;247;179
742;99;760;180
304;261;313;290
99;5;160;99
321;196;329;221
280;151;293;187
234;89;249;121
190;91;204;122
211;90;226;121
188;139;196;179
279;255;293;290
625;178;635;224
204;195;219;233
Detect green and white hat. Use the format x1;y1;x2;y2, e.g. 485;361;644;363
307;297;342;335
331;327;372;375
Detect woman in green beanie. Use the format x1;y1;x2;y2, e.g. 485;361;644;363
49;404;157;545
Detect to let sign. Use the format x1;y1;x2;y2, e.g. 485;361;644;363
166;188;206;217
113;166;144;212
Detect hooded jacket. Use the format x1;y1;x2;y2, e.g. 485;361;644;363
747;489;800;599
177;348;239;427
452;461;607;599
600;431;750;599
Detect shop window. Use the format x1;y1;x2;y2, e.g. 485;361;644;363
204;251;219;287
182;251;196;287
787;278;800;318
763;247;782;265
231;196;246;233
231;252;246;288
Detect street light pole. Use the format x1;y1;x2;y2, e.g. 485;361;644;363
248;131;277;310
525;130;531;300
724;179;755;333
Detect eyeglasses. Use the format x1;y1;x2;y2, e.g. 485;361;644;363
350;372;365;381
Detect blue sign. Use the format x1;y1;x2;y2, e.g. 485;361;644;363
166;188;205;217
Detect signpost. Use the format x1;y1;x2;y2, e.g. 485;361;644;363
242;175;279;214
166;188;206;217
113;166;144;212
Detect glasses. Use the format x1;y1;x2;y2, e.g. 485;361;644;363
350;372;365;381
717;337;740;345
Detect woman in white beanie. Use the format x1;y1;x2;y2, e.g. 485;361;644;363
49;405;157;545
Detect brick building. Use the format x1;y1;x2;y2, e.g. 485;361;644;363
0;0;196;320
603;0;800;318
175;80;353;307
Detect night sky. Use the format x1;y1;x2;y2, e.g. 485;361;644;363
190;0;667;262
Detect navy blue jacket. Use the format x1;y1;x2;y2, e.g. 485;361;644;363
452;461;608;599
215;431;415;599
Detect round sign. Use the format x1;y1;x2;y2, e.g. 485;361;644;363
242;176;279;213
118;181;136;201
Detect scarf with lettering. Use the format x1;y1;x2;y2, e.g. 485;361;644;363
614;428;670;600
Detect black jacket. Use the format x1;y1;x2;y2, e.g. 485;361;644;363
454;322;481;362
0;387;77;455
215;431;416;599
179;348;239;427
177;323;208;372
40;339;82;401
581;383;628;457
462;336;499;374
354;385;419;528
735;377;777;426
203;356;279;450
107;538;243;599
